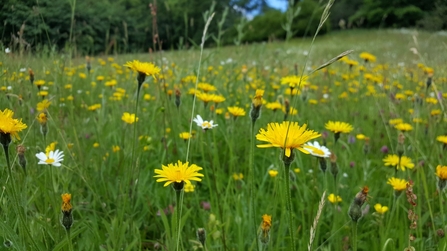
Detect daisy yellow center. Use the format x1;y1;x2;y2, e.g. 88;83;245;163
46;158;55;164
202;122;211;128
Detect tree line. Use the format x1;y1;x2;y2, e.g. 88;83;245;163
1;0;445;55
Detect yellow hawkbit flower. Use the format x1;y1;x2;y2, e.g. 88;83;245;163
328;193;342;204
374;204;389;214
436;165;447;180
259;214;272;244
0;109;28;142
387;177;408;191
383;154;414;171
154;160;204;189
232;173;244;180
121;112;138;124
268;170;279;177
37;99;51;112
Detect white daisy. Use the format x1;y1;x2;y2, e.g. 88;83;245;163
193;115;218;130
36;149;64;167
304;141;331;158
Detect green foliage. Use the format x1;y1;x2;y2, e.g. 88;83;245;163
243;0;330;43
350;0;428;28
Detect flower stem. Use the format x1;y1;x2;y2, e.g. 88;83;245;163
351;221;358;251
283;160;296;251
2;144;41;251
175;189;184;251
250;122;259;251
66;229;74;251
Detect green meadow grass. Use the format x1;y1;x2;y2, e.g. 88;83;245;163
1;29;447;251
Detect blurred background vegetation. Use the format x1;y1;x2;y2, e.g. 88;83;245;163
1;0;446;56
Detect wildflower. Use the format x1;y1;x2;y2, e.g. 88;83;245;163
112;145;120;152
348;186;369;222
259;214;272;245
268;170;279;177
436;135;447;145
325;121;353;134
61;193;73;230
389;118;403;125
394;123;413;132
266;101;282;112
37;112;47;125
250;89;264;122
121;112;138;124
154;160;204;190
436;165;447;190
356;134;366;140
179;132;192;140
36;149;64;167
227;106;246;117
256;121;321;158
45;142;57;154
383;154;414;171
197;83;217;92
93;143;100;148
0;108;28;145
281;75;308;89
184;183;195;193
359;52;376;63
304;141;331;158
37;99;51;112
325;121;353;142
387;177;408;191
328;194;342;204
374;204;389;214
232;173;244;180
124;60;160;86
193;115;218;130
88;104;101;111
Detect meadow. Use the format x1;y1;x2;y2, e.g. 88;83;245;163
1;29;447;251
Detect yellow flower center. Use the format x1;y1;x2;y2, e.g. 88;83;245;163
46;158;55;164
202;122;211;128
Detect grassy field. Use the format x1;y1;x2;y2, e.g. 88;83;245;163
1;29;447;251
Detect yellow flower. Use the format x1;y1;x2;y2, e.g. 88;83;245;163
34;80;45;86
227;106;246;117
154;160;204;187
232;173;244;180
38;91;48;97
123;60;160;80
96;76;105;81
37;99;51;112
88;104;101;111
112;145;120;152
266;101;282;111
37;112;47;124
179;132;192;140
356;134;366;140
281;75;308;88
294;168;301;173
374;204;389;214
325;121;353;134
359;52;376;63
387;177;408;191
252;89;264;108
0;109;28;141
93;143;100;148
121;112;138;124
45;142;57;155
268;170;279;177
256;121;321;157
184;183;195;192
61;193;72;212
437;135;447;144
328;193;342;204
212;94;226;104
260;214;272;241
196;92;214;103
436;165;447;180
383;154;414;171
197;83;217;92
394;123;413;132
389;118;403;125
